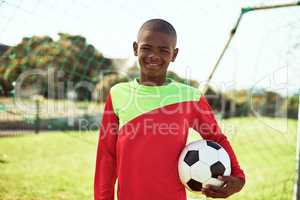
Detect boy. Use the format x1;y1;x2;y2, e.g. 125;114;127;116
94;19;245;200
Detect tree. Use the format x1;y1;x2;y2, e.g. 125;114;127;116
0;33;115;99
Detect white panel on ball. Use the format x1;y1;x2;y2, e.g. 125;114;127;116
190;161;211;183
198;147;219;166
218;148;231;169
204;178;224;187
178;160;192;184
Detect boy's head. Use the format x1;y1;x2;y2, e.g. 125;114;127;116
133;19;179;82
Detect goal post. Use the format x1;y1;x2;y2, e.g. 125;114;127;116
293;93;300;200
202;1;300;95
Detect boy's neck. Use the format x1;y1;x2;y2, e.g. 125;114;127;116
139;75;167;86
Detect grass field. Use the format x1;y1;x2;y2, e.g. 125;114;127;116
0;117;297;200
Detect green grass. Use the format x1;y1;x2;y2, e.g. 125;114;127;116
0;132;97;200
187;117;297;200
0;117;297;200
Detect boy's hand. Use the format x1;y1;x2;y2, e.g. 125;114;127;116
201;176;245;198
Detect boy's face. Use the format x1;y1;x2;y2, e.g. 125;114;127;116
133;30;178;80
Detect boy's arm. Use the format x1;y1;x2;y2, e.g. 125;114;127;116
191;96;245;180
191;96;245;198
94;93;119;200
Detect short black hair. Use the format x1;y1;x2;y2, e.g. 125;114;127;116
138;19;177;39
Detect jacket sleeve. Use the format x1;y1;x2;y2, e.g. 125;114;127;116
190;96;245;181
94;93;119;200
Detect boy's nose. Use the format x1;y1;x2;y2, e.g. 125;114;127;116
148;52;160;61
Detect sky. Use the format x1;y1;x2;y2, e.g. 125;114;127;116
0;0;299;95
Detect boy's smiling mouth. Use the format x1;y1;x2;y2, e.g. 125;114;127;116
144;60;162;68
146;63;160;67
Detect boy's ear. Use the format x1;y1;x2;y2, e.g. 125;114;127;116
133;42;138;56
171;48;179;62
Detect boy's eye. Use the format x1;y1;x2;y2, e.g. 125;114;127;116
141;47;150;50
161;49;170;54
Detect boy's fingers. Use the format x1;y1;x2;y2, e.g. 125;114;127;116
208;186;227;195
205;184;227;194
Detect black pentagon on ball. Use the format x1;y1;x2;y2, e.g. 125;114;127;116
207;140;221;150
187;179;202;191
210;161;226;178
184;150;199;166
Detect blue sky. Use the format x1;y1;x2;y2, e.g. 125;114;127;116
0;0;299;94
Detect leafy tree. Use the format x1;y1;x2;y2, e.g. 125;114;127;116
0;33;114;98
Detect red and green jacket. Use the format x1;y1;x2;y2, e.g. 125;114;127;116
94;78;245;200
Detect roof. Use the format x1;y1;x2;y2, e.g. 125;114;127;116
0;44;10;55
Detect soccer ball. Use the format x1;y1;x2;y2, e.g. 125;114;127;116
178;140;231;192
